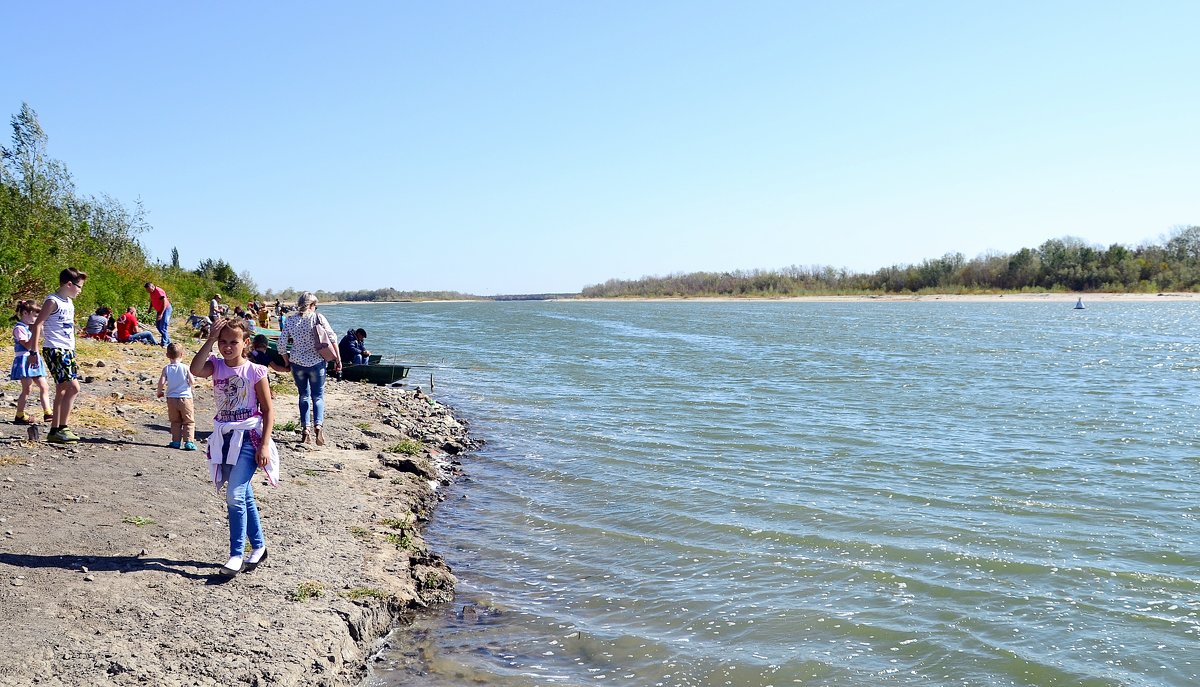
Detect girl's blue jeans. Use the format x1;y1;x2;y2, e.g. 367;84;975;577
221;435;265;558
292;360;327;427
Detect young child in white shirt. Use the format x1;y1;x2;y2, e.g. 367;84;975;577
157;342;197;450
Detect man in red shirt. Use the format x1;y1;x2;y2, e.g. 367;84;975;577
145;282;172;347
117;307;157;345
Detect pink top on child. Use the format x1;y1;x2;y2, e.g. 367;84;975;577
209;355;268;423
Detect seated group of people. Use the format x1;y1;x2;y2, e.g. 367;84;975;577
188;295;277;340
83;306;158;345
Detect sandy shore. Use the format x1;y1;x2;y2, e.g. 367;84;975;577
0;336;476;686
568;292;1200;303
325;292;1200;305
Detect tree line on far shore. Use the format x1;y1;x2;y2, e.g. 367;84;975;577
1;103;253;316
581;229;1200;298
260;287;478;303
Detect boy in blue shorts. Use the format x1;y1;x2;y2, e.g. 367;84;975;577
29;267;87;444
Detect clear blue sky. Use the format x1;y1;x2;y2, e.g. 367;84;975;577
6;1;1198;295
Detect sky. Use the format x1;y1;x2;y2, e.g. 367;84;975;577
5;1;1198;295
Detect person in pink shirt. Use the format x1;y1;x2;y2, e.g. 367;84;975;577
190;317;278;577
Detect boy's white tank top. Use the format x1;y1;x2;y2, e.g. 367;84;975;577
42;294;75;349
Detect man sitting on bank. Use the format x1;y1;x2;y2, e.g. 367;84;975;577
116;307;158;345
338;328;371;365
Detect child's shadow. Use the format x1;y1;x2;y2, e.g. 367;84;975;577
140;424;211;442
77;436;183;449
0;552;220;581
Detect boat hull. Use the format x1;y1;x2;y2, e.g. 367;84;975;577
339;364;411;385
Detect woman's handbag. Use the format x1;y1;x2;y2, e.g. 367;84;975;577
313;315;340;368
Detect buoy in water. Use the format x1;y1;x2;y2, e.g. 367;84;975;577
1074;297;1085;309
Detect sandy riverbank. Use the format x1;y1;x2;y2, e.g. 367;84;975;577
568;292;1200;303
0;336;476;686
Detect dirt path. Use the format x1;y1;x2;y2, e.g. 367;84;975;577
0;337;475;686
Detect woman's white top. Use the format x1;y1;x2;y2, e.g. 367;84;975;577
277;311;334;368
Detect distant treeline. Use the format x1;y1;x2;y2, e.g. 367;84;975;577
260;287;479;303
0;103;255;316
581;230;1200;298
258;288;580;303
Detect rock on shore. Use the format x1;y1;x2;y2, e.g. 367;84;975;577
0;342;476;687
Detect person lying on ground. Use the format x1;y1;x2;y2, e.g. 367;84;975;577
187;311;211;329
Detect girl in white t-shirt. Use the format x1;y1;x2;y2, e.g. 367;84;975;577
190;317;279;577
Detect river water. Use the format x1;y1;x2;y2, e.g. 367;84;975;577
321;300;1200;687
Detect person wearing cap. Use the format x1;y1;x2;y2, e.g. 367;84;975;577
209;294;223;322
338;328;371;365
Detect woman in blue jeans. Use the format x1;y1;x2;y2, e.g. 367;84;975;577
277;292;340;445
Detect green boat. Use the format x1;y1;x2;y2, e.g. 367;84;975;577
338;360;411;385
257;327;282;351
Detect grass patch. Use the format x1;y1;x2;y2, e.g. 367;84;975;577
379;516;411;530
385;532;413;550
288;581;324;602
122;515;155;527
302;468;318;477
270;375;297;396
274;420;300;432
384;439;423;456
354;421;371;430
390;477;405;485
349;526;370;540
342;586;389;601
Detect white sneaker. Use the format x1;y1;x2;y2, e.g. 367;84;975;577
219;556;243;577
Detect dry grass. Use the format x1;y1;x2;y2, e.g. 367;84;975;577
71;406;134;433
0;455;27;467
76;337;169;378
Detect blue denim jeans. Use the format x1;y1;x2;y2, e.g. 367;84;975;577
221;435;265;558
292;360;327;427
157;304;172;347
126;331;157;345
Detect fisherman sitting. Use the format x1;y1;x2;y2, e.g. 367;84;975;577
338;328;371;365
